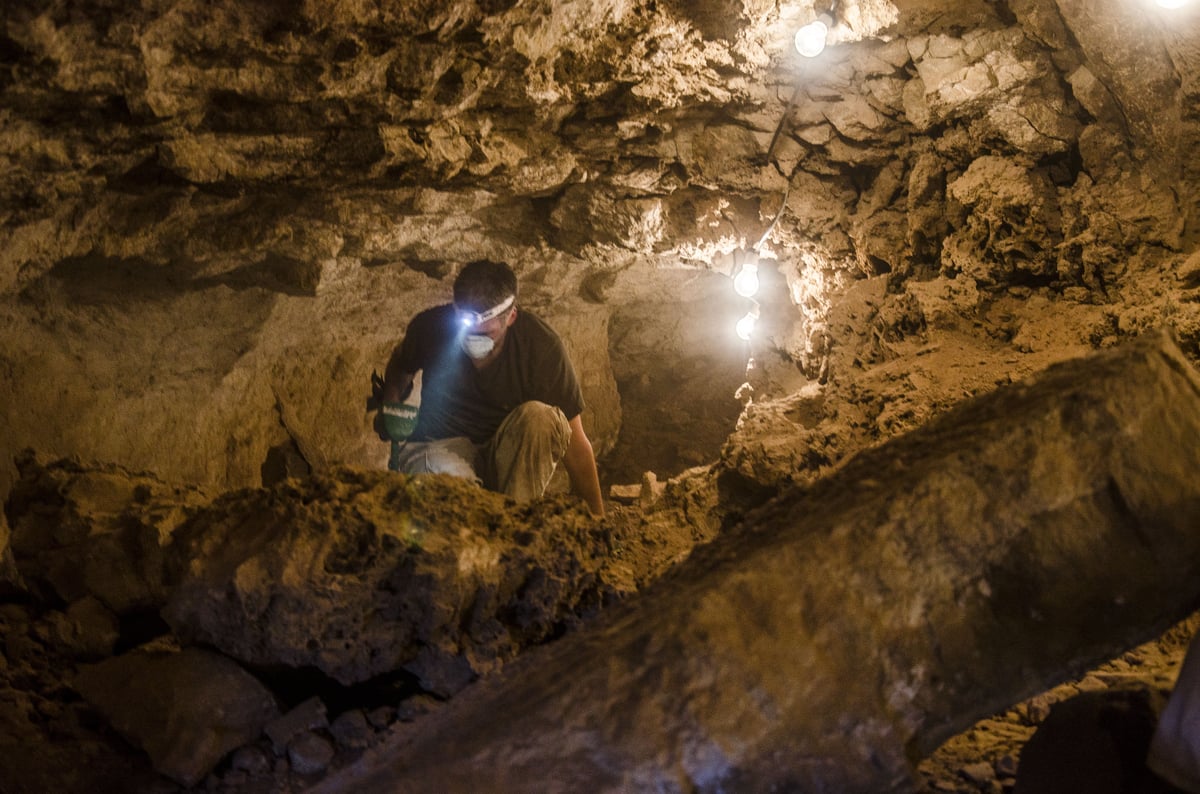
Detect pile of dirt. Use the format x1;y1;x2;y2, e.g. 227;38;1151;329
0;455;720;792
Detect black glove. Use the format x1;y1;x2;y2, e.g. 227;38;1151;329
377;402;418;442
367;370;386;412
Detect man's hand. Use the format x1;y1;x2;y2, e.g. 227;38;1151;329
562;414;604;517
376;402;418;441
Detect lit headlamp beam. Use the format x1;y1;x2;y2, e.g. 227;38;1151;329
456;294;515;328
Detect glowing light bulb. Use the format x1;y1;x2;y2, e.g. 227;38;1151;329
735;305;760;341
733;262;760;298
1156;0;1186;7
794;19;828;58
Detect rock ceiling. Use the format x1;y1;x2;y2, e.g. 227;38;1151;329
2;0;1200;509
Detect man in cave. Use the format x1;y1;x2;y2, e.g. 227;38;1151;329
376;258;605;517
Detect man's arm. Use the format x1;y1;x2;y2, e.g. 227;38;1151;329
382;347;415;403
562;414;604;517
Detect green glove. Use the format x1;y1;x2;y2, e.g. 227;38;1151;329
378;401;418;441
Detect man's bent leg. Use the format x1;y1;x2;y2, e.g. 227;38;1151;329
483;401;571;502
391;437;482;485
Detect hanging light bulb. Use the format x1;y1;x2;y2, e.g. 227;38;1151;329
794;18;829;58
733;262;760;298
736;304;760;341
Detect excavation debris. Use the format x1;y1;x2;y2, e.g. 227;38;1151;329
161;472;666;693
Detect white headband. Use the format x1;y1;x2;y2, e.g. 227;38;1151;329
457;294;515;327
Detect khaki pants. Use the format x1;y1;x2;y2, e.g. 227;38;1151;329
391;401;571;503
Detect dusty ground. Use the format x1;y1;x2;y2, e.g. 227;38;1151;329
917;614;1199;794
3;471;1198;793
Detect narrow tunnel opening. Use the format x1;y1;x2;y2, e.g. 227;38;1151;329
599;268;752;486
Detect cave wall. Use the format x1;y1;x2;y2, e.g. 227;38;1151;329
3;0;1200;536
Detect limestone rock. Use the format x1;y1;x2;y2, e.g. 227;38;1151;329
73;645;280;788
5;453;211;614
0;530;22;598
230;745;273;776
1;0;1200;790
265;697;328;756
943;156;1062;286
314;331;1200;793
329;709;373;751
1054;0;1185;160
161;469;627;690
51;597;120;661
288;732;335;776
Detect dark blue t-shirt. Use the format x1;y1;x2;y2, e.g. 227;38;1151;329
392;304;584;444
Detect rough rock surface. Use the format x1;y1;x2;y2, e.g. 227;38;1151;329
6;451;212;613
316;331;1200;793
73;643;280;788
162;468;693;692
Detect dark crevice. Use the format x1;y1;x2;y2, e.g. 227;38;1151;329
261;438;312;488
113;609;172;655
250;664;428;714
108;156;193;193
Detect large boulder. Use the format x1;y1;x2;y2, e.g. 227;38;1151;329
163;470;637;693
5;451;211;613
73;644;280;788
315;330;1200;793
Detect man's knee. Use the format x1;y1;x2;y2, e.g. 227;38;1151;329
395;438;481;483
507;401;570;440
485;402;571;500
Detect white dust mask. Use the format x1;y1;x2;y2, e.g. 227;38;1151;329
462;334;495;359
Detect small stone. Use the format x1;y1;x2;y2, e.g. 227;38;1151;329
35;698;63;720
366;706;395;729
63;596;120;659
329;709;372;750
639;471;665;509
396;694;441;722
608;483;640;504
230;745;272;775
288;731;334;776
266;697;328;754
1022;693;1054;724
994;754;1018;778
959;760;995;785
0;604;29;627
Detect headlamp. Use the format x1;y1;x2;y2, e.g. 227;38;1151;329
456;294;515;328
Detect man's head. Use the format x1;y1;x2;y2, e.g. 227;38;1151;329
453;259;518;315
453;260;518;361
